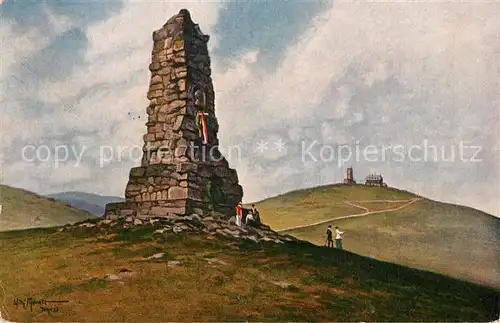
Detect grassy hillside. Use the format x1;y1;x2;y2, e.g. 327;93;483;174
255;184;417;230
0;225;498;321
256;184;500;290
0;185;95;231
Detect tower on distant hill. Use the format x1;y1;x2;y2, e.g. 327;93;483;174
104;9;243;220
343;167;356;185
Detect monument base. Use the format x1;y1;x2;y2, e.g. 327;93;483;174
104;199;235;220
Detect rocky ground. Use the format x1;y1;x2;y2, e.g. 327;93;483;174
66;213;301;245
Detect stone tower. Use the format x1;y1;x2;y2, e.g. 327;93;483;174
343;167;356;185
105;9;243;219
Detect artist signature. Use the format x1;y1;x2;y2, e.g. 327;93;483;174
13;297;68;313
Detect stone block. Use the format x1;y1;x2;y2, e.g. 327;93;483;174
175;57;186;64
148;123;163;133
158;67;171;76
157;113;167;122
171;172;188;181
151;206;186;216
125;183;141;192
176;162;197;173
175;70;187;79
150;74;162;84
153;28;167;41
174;66;187;74
122;209;136;217
192;208;204;216
149;83;163;91
173;39;184;51
153;40;165;53
149;63;161;71
130;167;146;178
145;164;165;177
172;115;184;131
165;37;173;49
169;99;186;110
168;186;188;199
178;79;186;92
166;93;178;102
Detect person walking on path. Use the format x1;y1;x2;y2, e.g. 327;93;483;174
326;225;334;248
235;202;243;227
335;226;344;250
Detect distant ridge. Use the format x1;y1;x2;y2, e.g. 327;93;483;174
46;191;124;216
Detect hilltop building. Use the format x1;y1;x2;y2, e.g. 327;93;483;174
365;174;387;187
343;167;356;185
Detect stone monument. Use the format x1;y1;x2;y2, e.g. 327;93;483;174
105;9;243;220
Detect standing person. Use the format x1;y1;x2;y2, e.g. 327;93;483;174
251;204;260;224
335;226;344;250
235;202;243;227
326;225;334;248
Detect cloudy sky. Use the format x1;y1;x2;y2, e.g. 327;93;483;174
1;1;499;216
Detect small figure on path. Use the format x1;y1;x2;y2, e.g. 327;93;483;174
326;225;334;248
235;202;243;227
335;226;344;250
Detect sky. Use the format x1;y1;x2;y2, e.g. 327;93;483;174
1;1;499;216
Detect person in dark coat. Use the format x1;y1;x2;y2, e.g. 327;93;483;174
250;204;261;225
326;225;334;248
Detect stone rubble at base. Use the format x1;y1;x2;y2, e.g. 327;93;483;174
70;212;300;245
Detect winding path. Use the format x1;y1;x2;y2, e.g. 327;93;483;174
277;198;423;232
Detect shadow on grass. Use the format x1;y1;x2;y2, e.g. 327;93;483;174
43;278;109;298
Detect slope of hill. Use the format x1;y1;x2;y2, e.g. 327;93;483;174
0;223;498;321
255;184;500;290
0;185;95;231
46;191;124;216
255;184;418;230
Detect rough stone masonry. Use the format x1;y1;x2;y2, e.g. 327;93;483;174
105;9;243;220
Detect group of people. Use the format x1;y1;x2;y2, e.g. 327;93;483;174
235;202;260;227
326;225;344;250
232;202;344;251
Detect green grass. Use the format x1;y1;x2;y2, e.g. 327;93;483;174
254;184;500;290
0;225;498;322
254;184;416;230
0;185;95;231
350;201;413;212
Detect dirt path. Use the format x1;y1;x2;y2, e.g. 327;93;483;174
277;198;423;232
